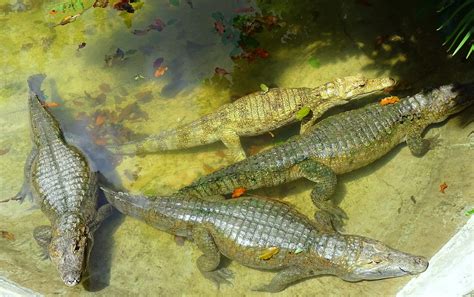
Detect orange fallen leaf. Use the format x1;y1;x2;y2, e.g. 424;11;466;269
1;230;15;241
94;138;107;146
95;114;106;126
154;66;168;77
258;247;279;260
42;102;60;108
379;96;400;106
232;187;246;198
439;182;448;194
49;9;58;15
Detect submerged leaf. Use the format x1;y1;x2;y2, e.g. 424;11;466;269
295;106;311;120
308;57;320;68
1;230;15;241
169;0;180;6
153;57;164;68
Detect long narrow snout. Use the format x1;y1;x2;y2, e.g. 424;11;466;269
343;237;429;281
397;254;429;276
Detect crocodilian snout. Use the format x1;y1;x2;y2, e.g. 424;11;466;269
451;82;474;110
344;238;429;281
61;272;81;287
398;255;429;275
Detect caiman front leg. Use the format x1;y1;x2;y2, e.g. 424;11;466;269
295;159;347;230
192;226;233;288
218;128;246;161
33;225;52;259
11;147;38;203
253;266;322;292
89;204;114;233
300;100;346;134
300;109;323;134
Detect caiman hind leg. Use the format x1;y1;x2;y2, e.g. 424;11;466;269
253;266;323;292
295;159;347;230
11;147;38;203
218;128;246;161
192;226;233;288
406;129;440;157
33;225;52;259
299;101;346;134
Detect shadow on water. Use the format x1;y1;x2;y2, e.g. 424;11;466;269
84;209;124;292
47;79;123;185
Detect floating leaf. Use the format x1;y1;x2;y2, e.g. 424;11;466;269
308;57;320;68
259;247;280;260
439;182;448;193
169;0;180;6
214;67;229;76
153;57;164;69
295;106;311;120
260;83;269;93
42;102;60;108
1;230;15;241
0;147;10;155
154;66;168;77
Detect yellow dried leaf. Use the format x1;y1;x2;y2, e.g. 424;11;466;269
258;246;280;260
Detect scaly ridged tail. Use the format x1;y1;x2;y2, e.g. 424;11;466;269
109;112;223;155
27;74;64;146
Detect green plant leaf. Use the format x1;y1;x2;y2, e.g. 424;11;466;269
452;30;471;55
438;0;474;30
169;0;180;7
260;83;269;93
466;44;474;58
308;57;320;68
444;10;474;49
295;106;311;120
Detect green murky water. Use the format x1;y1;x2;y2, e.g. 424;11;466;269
1;0;473;296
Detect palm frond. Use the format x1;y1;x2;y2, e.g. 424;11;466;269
439;0;474;59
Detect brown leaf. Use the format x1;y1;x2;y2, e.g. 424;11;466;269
1;230;15;241
0;147;10;155
99;83;112;93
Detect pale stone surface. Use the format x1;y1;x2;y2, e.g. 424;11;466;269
1;0;473;296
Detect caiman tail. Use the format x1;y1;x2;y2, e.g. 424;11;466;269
27;74;63;145
109;112;223;155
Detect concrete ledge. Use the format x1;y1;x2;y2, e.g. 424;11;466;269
397;216;474;297
0;277;42;297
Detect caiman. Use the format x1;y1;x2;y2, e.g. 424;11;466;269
110;75;395;160
12;74;112;286
102;188;428;292
177;83;474;227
